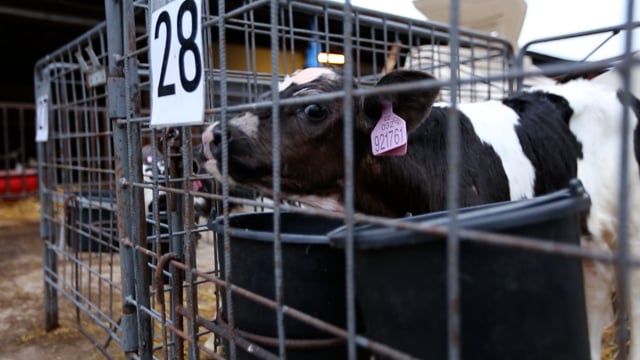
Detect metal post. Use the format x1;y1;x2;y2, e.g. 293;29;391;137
447;0;461;359
268;0;286;358
104;0;151;358
34;69;59;331
341;1;357;359
614;0;636;356
182;126;199;360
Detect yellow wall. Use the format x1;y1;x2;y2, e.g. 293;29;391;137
211;43;306;74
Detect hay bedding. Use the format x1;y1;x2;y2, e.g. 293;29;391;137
0;196;40;222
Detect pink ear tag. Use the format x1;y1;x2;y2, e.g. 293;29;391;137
370;103;408;156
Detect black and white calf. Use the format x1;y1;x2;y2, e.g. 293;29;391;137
192;143;258;217
201;67;640;360
142;144;167;215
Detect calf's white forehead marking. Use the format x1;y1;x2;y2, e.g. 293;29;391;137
277;67;338;91
230;112;260;138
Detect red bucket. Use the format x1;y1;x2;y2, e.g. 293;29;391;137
0;169;38;195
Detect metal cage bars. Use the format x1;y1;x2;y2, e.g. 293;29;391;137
34;0;640;359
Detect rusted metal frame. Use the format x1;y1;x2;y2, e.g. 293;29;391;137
146;120;168;360
195;314;280;360
181;126;200;360
206;312;347;349
156;252;181;360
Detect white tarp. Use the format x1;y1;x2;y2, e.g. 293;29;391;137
413;0;527;50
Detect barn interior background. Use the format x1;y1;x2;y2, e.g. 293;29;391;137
1;0;639;359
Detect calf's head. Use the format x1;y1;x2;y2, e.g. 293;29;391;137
201;67;439;199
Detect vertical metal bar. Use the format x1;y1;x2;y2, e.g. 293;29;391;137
183;2;207;358
382;17;388;72
217;1;237;359
287;4;295;73
269;0;286;358
371;25;379;76
104;0;142;358
34;68;59;331
182;126;199;360
168;133;185;360
18;107;26;194
1;105;7;175
322;3;329;63
446;0;461;359
352;13;361;79
123;0;153;353
341;1;357;359
614;0;635;357
164;132;186;359
242;10;254;100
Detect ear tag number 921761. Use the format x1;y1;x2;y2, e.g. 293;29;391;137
370;103;408;156
150;0;204;127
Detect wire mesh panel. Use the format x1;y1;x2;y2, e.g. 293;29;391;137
34;22;126;358
0;102;37;199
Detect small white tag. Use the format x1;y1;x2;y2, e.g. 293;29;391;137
35;95;49;142
150;0;204;127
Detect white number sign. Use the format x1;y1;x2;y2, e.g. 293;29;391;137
35;95;49;142
150;0;204;127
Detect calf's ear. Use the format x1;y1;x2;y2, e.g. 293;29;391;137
359;70;440;133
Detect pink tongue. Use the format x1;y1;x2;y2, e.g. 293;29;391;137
193;180;203;191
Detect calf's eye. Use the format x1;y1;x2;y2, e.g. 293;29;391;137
304;104;328;123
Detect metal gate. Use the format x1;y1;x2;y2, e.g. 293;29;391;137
36;0;639;359
1;102;37;199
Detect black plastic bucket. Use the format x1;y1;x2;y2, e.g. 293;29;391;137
209;212;365;360
67;191;118;252
329;182;591;360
